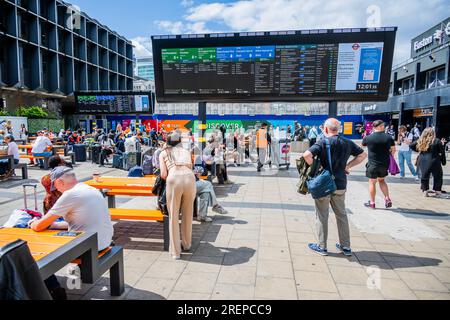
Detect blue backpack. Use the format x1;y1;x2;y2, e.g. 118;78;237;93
306;139;337;199
128;166;144;177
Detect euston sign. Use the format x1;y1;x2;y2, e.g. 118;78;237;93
411;18;450;57
414;36;433;52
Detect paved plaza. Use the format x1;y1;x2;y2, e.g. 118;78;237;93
0;151;449;300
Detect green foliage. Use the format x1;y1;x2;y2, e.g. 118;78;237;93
15;106;49;119
0;110;10;116
28;119;64;134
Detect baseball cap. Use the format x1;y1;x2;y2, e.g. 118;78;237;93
50;167;73;191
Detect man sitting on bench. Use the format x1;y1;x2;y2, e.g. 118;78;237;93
194;167;228;222
32;131;53;169
30;167;114;299
0;135;20;175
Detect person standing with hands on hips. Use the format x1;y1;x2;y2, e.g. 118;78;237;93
302;119;367;257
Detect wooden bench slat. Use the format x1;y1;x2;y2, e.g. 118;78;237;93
109;208;164;221
106;189;154;196
72;246;112;265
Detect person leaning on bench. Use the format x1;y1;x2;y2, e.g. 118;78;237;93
159;131;196;260
32;131;53;169
30;167;114;300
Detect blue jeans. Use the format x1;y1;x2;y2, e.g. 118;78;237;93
33;152;53;168
398;150;417;177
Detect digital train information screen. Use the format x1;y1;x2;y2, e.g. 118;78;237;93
75;92;154;114
152;28;397;102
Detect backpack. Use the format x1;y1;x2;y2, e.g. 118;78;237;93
127;166;144;177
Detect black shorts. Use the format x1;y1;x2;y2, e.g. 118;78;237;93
366;164;388;179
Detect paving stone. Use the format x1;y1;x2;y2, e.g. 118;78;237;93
255;277;298;300
257;260;294;279
212;283;255;300
293;270;338;293
336;284;383;300
173;271;219;294
217;266;257;285
397;271;449;292
297;290;341;300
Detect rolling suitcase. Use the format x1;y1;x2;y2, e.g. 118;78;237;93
22;184;38;211
142;155;154;175
123;152;137;171
73;144;87;162
22;184;42;218
91;145;101;164
113;154;123;169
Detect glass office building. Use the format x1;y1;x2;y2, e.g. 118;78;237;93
0;0;134;111
135;57;154;81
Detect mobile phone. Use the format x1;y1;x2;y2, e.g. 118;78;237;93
56;231;82;237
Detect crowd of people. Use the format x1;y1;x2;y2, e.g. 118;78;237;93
1;117;448;299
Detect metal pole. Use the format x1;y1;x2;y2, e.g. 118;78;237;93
198;102;207;150
328;101;338;118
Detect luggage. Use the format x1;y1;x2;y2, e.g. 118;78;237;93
128;166;144;177
91;145;102;164
136;151;142;166
123;152;137;171
142;155;154;175
73;144;87;162
113;154;123;169
23;184;38;211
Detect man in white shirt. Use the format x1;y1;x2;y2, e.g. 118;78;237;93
32;131;53;168
30;167;114;251
4;135;20;164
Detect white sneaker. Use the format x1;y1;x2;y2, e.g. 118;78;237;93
414;176;420;181
212;206;228;215
197;216;213;223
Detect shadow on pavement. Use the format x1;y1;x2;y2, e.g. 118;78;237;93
353;251;443;269
393;208;450;220
213;215;248;225
190;243;256;266
219;200;315;212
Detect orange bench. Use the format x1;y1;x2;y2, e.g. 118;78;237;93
20;155;50;169
108;208;168;250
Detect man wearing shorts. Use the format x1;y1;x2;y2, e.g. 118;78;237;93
362;120;396;209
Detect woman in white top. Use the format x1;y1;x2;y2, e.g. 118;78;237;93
397;125;418;180
159;131;196;260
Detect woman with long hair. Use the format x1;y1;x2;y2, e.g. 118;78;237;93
159;131;196;260
411;128;446;197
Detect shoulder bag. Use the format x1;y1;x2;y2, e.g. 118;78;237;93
306;138;337;199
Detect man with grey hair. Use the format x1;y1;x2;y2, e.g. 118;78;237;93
302;118;367;256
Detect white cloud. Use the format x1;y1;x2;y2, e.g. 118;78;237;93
181;0;194;7
154;0;450;64
131;36;153;57
154;20;216;35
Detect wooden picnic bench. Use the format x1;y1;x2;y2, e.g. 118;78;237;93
0;229;125;297
20;155;50;169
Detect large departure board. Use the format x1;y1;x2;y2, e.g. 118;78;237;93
152;28;397;102
74;92;154;114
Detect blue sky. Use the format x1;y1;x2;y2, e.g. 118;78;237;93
67;0;450;63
